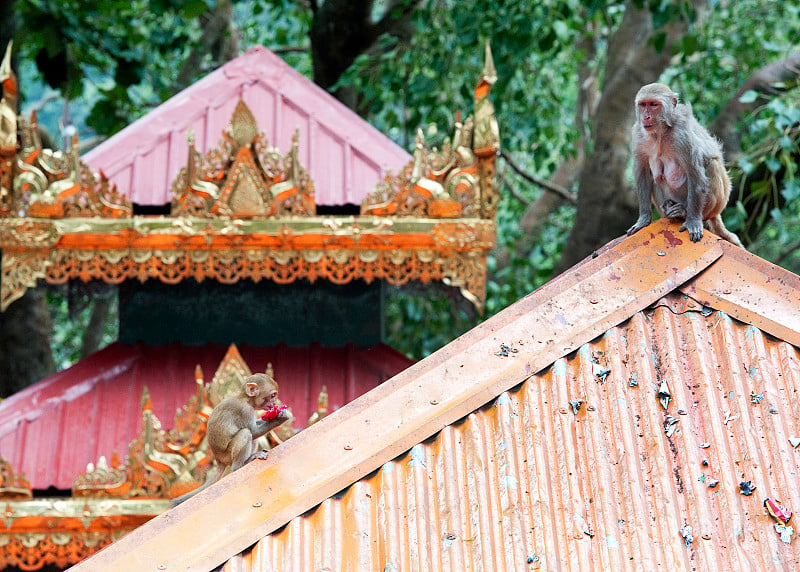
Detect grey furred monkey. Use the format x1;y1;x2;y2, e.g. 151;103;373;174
627;82;743;248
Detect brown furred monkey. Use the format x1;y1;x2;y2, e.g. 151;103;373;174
170;372;290;506
627;83;744;247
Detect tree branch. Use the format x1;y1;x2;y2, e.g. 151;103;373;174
500;149;576;204
174;0;236;91
775;235;800;266
711;50;800;160
271;45;310;55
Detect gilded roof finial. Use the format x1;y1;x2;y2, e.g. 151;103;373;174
229;99;258;147
480;40;497;89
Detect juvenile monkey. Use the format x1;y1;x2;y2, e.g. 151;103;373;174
170;373;290;506
627;83;743;247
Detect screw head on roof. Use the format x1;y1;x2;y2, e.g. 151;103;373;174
252;502;263;508
430;399;439;405
157;565;167;571
344;444;353;450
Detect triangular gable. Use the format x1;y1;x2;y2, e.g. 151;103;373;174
82;46;410;207
74;218;800;570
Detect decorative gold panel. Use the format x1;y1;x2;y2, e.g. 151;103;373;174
172;101;315;218
362;42;499;220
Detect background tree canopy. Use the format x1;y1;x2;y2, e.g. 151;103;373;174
1;0;799;393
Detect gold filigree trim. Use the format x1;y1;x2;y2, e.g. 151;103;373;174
0;498;165;570
361;40;499;220
171;100;315;218
0;216;495;311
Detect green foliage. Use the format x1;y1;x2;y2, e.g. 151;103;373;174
730;91;800;252
383;285;475;359
47;290;119;370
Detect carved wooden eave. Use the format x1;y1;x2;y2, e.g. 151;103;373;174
0;43;500;312
0;344;326;571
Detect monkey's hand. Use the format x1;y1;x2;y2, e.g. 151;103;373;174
627;214;652;236
261;405;288;422
679;218;704;242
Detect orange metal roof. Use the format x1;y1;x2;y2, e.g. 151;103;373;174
82;46;411;207
72;218;800;571
0;342;412;491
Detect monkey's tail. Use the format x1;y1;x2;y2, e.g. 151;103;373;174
169;466;225;508
707;215;745;249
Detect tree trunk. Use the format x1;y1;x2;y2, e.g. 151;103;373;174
81;294;113;358
0;288;56;397
309;0;419;109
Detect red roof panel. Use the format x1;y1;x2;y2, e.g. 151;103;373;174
82;46;411;207
0;341;412;491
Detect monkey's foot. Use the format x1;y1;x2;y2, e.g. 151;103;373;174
679;220;704;242
627;217;651;236
662;200;686;219
246;450;270;464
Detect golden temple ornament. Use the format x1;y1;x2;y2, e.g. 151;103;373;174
172;100;315;218
0;43;500;311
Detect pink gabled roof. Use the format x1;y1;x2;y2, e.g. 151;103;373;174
82;46;411;207
0;341;413;491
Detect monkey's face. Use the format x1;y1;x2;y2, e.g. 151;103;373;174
259;383;279;410
637;98;664;131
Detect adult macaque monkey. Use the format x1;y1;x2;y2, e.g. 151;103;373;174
171;373;290;506
627;83;743;247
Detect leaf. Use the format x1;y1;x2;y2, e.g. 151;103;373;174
553;20;569;41
681;33;698;56
765;157;782;173
181;0;209;19
649;32;667;53
737;157;754;175
738;90;759;103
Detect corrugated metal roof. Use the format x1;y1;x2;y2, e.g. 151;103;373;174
0;341;412;491
82;46;411;207
224;297;800;571
71;219;800;571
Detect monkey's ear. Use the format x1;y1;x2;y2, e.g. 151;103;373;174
245;382;259;397
671;95;678;107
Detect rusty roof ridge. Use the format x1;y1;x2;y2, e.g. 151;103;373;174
679;239;800;347
69;218;725;572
